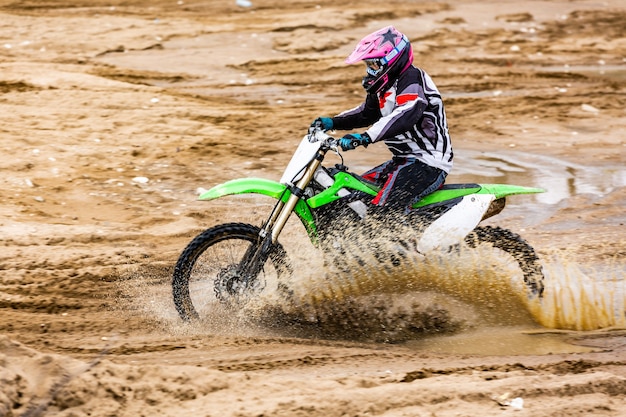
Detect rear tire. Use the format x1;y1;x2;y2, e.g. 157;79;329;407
172;223;292;321
464;226;544;297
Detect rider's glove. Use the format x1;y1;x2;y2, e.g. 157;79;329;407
339;133;371;151
310;117;334;132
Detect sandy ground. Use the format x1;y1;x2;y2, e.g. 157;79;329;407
1;0;625;416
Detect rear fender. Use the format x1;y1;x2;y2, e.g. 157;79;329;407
199;178;318;240
477;184;545;198
413;184;544;208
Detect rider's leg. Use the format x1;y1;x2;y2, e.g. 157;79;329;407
369;158;447;216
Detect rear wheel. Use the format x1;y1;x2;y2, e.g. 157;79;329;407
464;226;544;297
172;223;292;321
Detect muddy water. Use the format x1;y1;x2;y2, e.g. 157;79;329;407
406;327;597;355
450;149;625;204
402;261;625;355
533;259;626;330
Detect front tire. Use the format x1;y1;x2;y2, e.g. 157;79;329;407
172;223;292;321
464;226;544;297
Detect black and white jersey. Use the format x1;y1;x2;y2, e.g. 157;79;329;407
332;66;453;173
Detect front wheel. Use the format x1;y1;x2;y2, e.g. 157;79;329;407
172;223;292;321
464;226;544;297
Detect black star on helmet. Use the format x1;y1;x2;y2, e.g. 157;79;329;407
379;28;399;47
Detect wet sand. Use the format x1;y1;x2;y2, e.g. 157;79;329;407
1;0;625;416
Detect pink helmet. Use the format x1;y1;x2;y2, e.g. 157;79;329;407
345;26;413;94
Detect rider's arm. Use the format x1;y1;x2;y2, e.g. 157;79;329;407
330;93;381;130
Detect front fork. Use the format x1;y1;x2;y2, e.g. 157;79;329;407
237;148;325;290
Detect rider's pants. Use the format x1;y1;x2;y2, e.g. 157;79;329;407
362;157;447;213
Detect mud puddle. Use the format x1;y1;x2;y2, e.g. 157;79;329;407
450;149;625;205
406;326;597;356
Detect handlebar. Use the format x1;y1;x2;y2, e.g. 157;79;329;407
306;127;339;151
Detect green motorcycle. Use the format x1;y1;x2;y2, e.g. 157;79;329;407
172;128;545;321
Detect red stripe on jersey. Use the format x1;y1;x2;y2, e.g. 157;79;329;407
396;93;419;106
379;92;392;109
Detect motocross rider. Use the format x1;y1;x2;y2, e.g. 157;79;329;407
312;26;453;216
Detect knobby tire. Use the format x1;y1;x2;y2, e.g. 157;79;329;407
464;225;545;297
172;222;291;321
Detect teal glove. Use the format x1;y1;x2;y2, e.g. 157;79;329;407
339;133;371;151
311;117;334;132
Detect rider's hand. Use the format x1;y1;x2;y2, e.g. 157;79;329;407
339;133;371;151
310;117;334;132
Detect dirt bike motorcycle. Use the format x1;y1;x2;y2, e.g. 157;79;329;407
172;127;546;321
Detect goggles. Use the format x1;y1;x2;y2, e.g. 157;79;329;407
365;59;383;76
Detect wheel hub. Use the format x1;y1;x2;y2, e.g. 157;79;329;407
214;265;265;304
214;265;244;302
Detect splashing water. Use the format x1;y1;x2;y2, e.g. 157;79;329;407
116;232;625;346
264;239;540;343
271;235;626;341
530;255;626;331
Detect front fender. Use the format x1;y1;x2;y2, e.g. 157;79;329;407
199;178;286;201
198;178;318;239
